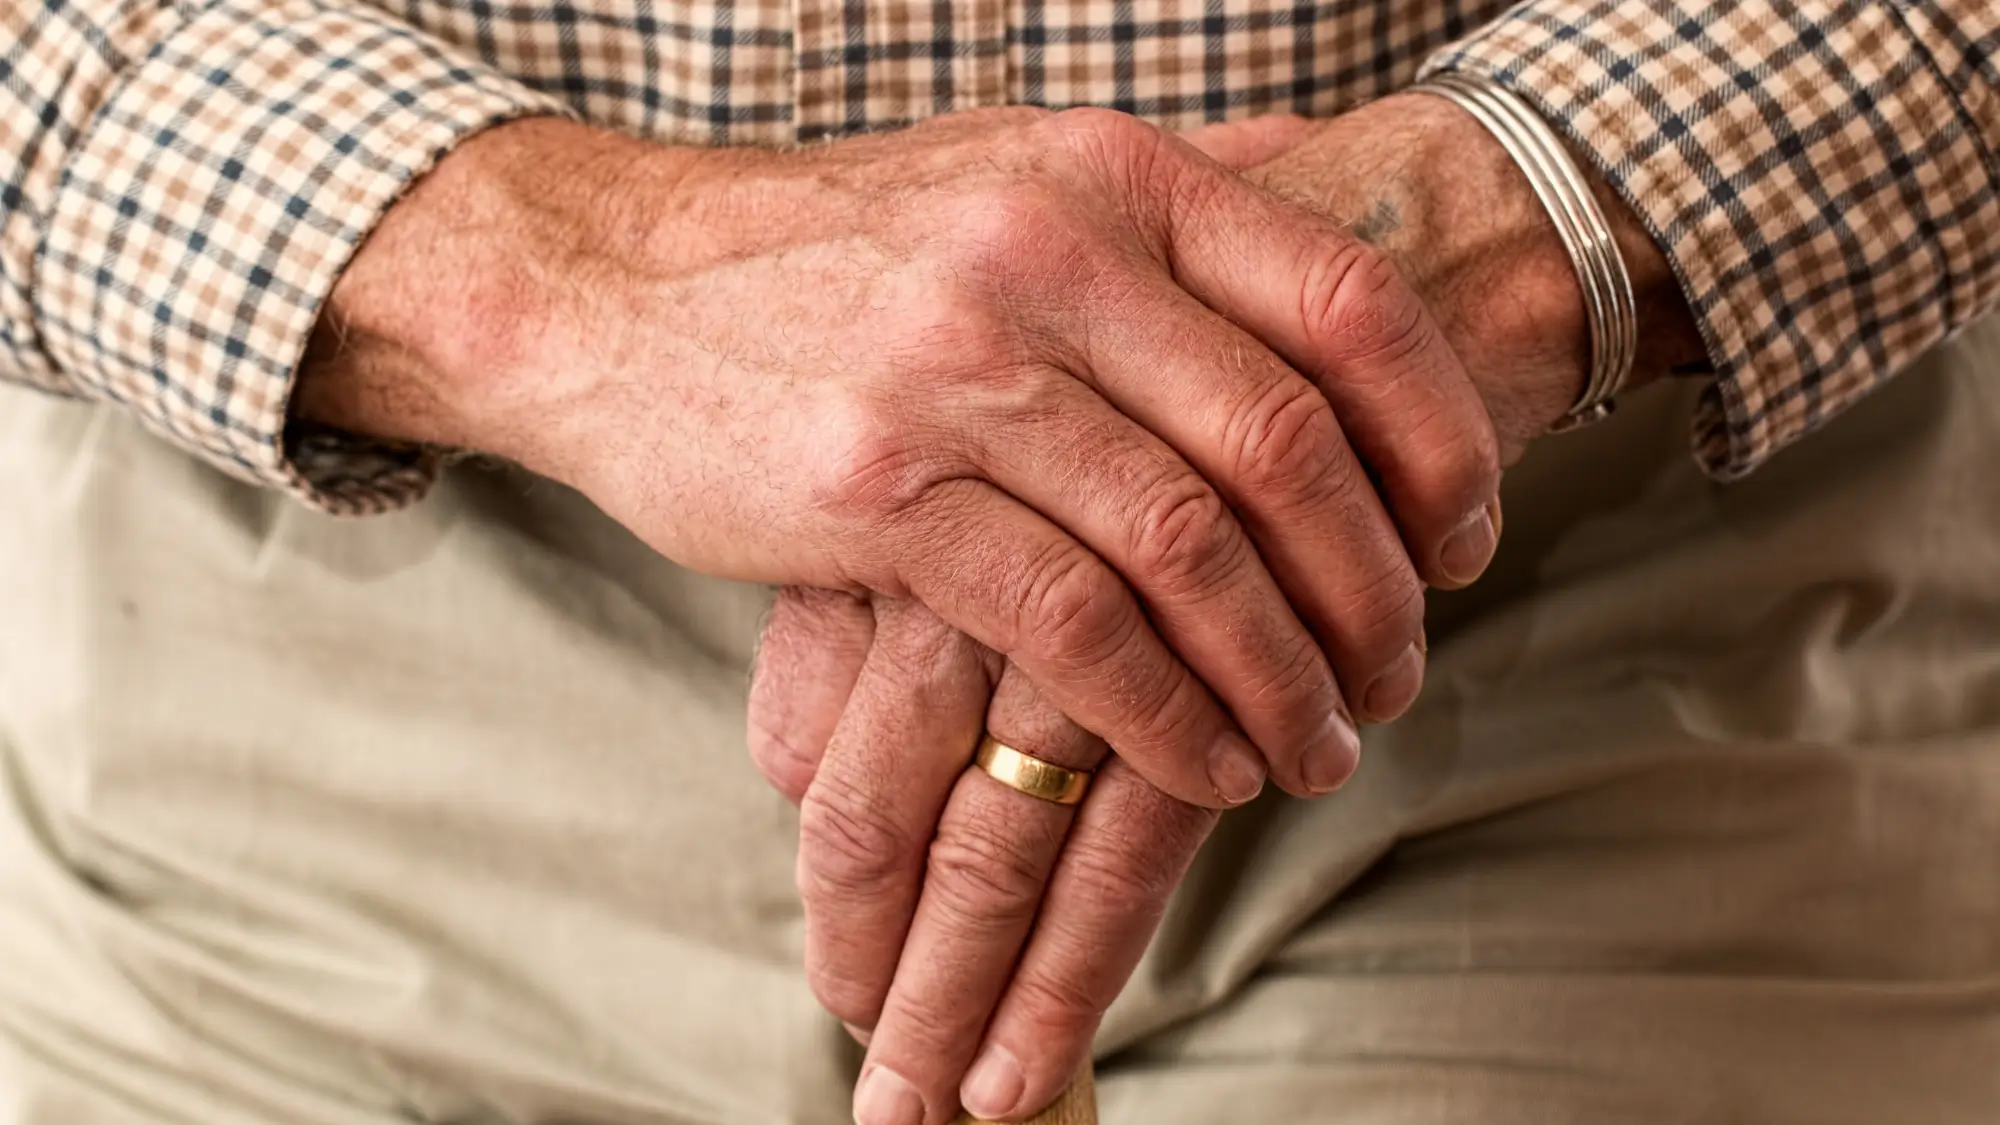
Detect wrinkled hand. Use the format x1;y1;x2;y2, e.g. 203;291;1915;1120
302;107;1505;810
750;96;1710;1124
752;589;1215;1125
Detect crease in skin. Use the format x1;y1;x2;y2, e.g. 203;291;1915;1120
711;97;1708;1121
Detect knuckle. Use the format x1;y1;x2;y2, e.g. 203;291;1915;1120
1406;406;1502;518
959;182;1075;276
1311;438;1372;517
796;782;915;904
1224;378;1346;500
947;178;1111;304
878;990;968;1052
1060;787;1205;915
1300;241;1430;365
1126;479;1244;597
1009;963;1111;1029
1249;632;1338;721
810;393;933;519
1017;544;1134;669
1046;108;1179;220
1333;563;1427;659
1061;843;1174;925
922;824;1047;932
1010;547;1204;759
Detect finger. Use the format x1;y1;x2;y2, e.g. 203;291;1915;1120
1154;128;1504;592
966;370;1354;797
853;668;1105;1125
795;601;997;1031
888;477;1265;810
1036;272;1428;736
748;586;875;803
961;755;1218;1120
1176;113;1316;169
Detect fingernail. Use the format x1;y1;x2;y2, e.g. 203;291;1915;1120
854;1065;925;1125
1439;504;1498;586
1207;731;1266;805
843;1022;873;1046
960;1044;1025;1120
1362;640;1425;722
1301;704;1361;794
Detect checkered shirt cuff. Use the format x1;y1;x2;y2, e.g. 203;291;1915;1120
1425;0;2000;478
31;0;568;513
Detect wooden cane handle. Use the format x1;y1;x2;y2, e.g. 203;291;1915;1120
953;1059;1096;1125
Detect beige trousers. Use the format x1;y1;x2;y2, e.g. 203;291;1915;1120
3;320;1998;1124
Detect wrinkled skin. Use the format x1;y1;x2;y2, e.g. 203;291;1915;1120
747;97;1704;1124
305;107;1502;820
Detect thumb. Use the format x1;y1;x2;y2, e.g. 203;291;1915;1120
1176;113;1317;170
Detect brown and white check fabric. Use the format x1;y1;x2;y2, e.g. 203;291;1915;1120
3;0;1996;511
1431;0;2000;479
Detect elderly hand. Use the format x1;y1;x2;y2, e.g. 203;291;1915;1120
300;107;1503;810
751;95;1710;1125
753;589;1214;1125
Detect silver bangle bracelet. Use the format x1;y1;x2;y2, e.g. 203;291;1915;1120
1409;72;1638;430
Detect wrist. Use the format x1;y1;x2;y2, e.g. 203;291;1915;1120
1251;93;1705;460
295;117;714;476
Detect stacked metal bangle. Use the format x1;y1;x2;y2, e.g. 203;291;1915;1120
1410;72;1638;430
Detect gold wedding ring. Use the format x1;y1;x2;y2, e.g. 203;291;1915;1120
973;735;1091;806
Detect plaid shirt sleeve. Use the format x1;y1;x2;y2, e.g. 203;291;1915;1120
6;0;1996;510
1;0;566;513
1425;1;2000;478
